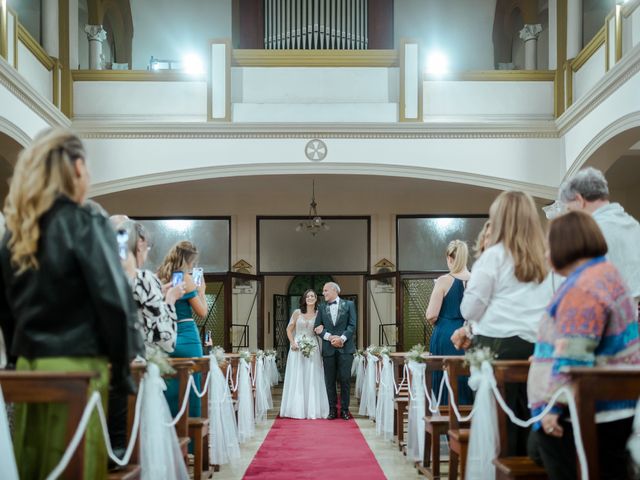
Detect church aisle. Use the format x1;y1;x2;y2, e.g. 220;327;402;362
242;417;386;479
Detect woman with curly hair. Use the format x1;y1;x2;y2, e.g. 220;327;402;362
0;129;137;479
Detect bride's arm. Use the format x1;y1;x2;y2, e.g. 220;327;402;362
287;310;300;351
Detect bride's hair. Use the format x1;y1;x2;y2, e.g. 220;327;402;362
299;289;318;313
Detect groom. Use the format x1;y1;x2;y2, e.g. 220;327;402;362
314;282;357;420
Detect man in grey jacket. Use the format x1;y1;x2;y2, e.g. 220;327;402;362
559;167;640;302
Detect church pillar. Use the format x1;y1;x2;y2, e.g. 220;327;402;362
567;0;582;58
520;24;543;70
85;24;106;69
42;0;59;57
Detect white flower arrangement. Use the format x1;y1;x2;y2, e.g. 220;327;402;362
265;349;277;357
354;349;365;358
256;349;265;359
296;335;318;358
239;349;252;363
379;346;391;357
146;345;175;375
406;343;426;363
464;346;497;368
365;345;382;355
211;345;226;367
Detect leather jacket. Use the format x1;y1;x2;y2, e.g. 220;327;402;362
0;196;141;392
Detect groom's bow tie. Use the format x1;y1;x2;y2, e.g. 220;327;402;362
328;301;337;305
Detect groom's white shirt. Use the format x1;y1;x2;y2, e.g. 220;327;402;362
323;296;347;343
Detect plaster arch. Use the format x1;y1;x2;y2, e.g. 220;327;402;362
567;111;640;178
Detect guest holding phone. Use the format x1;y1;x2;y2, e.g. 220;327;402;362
157;241;207;422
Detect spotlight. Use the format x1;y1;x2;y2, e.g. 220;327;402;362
182;54;204;75
426;51;449;76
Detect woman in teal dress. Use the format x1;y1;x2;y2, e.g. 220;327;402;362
157;241;207;420
425;240;473;405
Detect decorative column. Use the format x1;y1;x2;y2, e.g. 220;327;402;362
42;0;59;57
567;0;582;59
84;25;107;70
519;24;543;70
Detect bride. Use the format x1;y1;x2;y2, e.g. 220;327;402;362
279;289;330;419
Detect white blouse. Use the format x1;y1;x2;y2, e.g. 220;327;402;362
460;243;553;343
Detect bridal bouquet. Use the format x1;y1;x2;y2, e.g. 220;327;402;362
296;335;318;358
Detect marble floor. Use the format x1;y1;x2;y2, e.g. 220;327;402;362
212;385;424;479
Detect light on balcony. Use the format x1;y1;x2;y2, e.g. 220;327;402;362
426;51;449;76
182;53;204;76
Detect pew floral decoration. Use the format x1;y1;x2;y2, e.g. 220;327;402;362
296;335;318;358
406;343;426;363
366;345;382;355
265;349;277;357
239;350;252;363
354;349;364;359
146;345;175;375
379;346;391;357
212;345;227;367
255;349;265;359
464;346;497;368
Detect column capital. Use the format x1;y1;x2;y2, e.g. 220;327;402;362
84;24;106;42
519;24;543;42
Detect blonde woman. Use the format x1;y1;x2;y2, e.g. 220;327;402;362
157;241;207;423
0;129;136;479
452;190;553;455
425;240;473;405
473;220;491;259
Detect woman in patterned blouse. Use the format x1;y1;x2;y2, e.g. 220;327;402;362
527;210;640;480
117;220;183;355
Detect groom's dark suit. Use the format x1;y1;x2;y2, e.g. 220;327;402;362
314;298;356;413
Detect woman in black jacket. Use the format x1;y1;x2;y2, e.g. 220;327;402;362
0;128;138;480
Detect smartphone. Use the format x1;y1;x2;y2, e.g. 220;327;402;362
204;330;211;344
171;271;184;287
192;267;204;287
116;229;129;260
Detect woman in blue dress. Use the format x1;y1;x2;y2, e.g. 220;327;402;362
425;240;473;405
157;241;208;421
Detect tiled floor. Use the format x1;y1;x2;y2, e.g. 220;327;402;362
212;386;425;479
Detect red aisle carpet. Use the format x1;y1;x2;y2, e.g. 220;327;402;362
243;417;387;479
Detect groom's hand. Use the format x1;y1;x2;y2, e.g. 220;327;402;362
314;325;324;334
330;337;344;348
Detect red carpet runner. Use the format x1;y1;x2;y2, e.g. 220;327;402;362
243;418;387;479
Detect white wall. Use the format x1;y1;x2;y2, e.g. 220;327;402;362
394;0;497;70
130;0;232;70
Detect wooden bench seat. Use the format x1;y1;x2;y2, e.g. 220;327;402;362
492;361;547;480
494;457;547;480
108;464;142;480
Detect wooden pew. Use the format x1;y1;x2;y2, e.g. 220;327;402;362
389;353;409;450
188;357;213;480
568;365;640;479
444;357;470;480
167;359;196;464
0;371;140;479
417;355;472;480
491;360;546;480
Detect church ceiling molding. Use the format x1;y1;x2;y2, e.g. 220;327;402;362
74;120;559;140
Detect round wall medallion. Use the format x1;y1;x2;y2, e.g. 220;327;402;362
305;139;327;161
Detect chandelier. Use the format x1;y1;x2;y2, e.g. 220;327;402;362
296;180;329;236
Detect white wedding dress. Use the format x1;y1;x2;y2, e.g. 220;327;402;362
279;311;330;419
